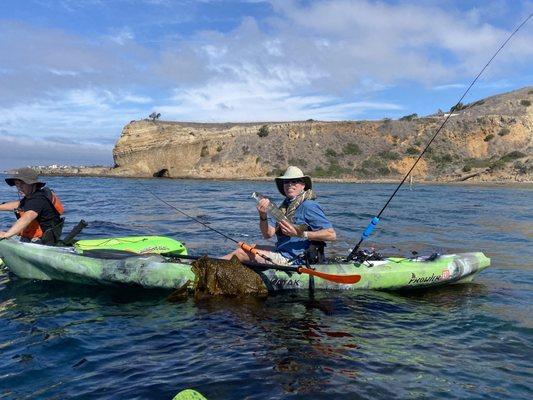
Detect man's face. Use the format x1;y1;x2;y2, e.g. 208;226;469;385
283;179;306;199
14;180;33;196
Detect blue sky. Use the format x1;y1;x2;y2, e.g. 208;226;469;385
0;0;531;170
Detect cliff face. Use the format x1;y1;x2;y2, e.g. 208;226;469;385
110;87;533;182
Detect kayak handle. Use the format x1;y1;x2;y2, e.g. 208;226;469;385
361;216;379;240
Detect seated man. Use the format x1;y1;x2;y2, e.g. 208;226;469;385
224;166;336;265
0;168;64;245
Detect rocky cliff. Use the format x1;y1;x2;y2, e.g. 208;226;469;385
107;87;533;182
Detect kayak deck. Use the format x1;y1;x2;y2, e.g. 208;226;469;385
0;239;490;291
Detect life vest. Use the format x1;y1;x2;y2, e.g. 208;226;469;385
15;188;64;240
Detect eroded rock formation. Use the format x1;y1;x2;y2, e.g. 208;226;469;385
43;87;533;183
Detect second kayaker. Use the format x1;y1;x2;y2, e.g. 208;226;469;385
0;168;64;245
223;166;336;265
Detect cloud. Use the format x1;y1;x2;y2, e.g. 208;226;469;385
0;20;155;106
159;77;402;121
0;134;113;171
0;88;156;142
0;0;531;162
433;83;468;91
108;28;135;45
270;0;532;83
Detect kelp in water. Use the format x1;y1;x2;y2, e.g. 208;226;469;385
191;256;268;299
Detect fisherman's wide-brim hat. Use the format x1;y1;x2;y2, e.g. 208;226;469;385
275;166;312;196
5;168;46;188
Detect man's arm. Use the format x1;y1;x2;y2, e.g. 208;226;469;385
259;213;276;238
0;210;38;239
277;220;336;241
257;198;277;239
305;227;336;242
0;201;20;211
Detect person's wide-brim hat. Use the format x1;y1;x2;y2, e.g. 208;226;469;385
5;168;45;187
275;166;312;196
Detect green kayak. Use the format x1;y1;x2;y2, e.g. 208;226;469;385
0;238;490;291
172;389;207;400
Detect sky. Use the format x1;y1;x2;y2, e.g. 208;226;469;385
0;0;532;170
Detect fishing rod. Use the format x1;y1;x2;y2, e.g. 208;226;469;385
145;188;275;263
145;188;362;283
346;13;532;261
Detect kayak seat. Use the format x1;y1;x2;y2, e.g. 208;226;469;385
60;220;89;246
41;217;65;246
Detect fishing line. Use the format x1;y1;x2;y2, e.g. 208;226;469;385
346;12;532;261
144;186;277;264
146;188;239;244
144;187;364;283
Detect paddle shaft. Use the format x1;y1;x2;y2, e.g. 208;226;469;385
165;254;361;284
165;254;298;273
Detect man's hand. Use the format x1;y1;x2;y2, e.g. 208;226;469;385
1;210;38;241
278;219;301;237
256;198;269;215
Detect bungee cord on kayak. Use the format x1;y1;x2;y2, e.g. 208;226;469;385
346;12;533;262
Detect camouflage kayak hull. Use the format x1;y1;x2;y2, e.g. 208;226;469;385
0;239;490;291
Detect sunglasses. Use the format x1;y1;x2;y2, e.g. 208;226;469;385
283;179;304;185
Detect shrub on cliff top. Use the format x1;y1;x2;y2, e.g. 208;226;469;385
469;99;485;107
342;143;361;155
399;113;418;121
500;151;526;162
463;158;492;170
498;128;510;136
325;148;337;158
149;112;161;121
378;150;400;160
484;134;494;142
430;153;453;166
314;163;350;178
489;160;506;171
487;152;526;172
520;99;531;107
450;102;465;112
357;158;392;177
257;125;269;137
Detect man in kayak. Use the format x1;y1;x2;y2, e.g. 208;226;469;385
223;166;336;265
0;168;64;245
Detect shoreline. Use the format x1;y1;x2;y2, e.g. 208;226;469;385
12;169;532;188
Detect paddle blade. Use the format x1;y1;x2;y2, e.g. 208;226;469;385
298;267;361;284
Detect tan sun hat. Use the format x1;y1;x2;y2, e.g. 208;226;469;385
275;166;312;196
5;168;46;188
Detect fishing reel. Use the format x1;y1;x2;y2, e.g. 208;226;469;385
350;248;384;264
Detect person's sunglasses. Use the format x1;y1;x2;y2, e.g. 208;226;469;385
284;179;304;185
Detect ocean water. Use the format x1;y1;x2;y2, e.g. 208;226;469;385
0;176;531;399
